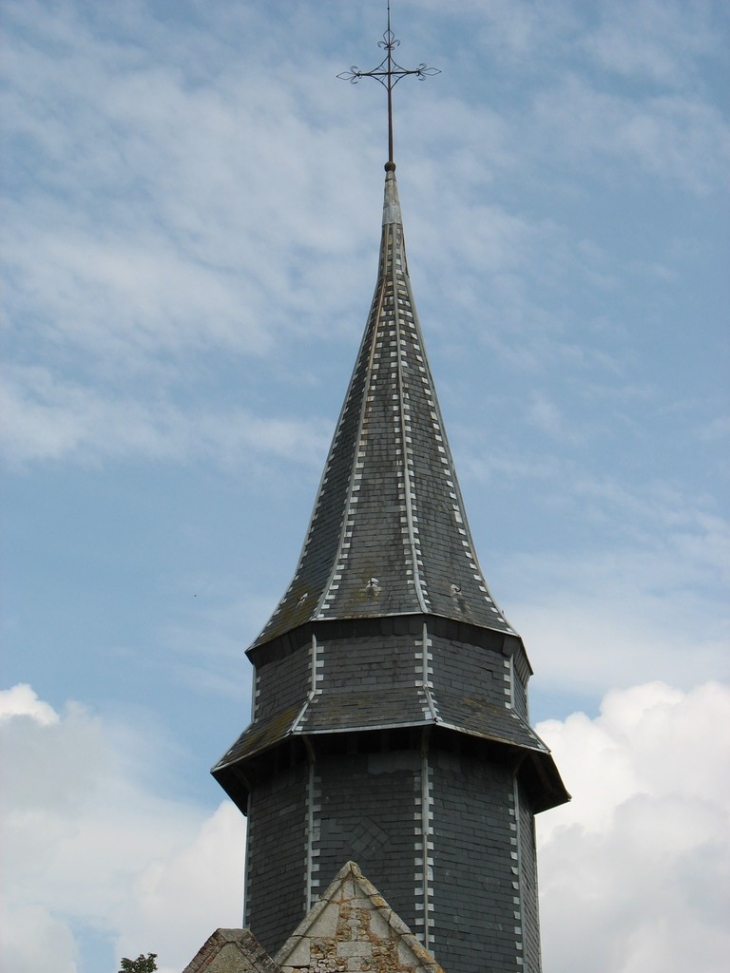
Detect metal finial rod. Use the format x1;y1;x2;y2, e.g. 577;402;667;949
338;1;440;167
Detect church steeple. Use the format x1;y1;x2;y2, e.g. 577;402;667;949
251;164;514;651
213;14;568;973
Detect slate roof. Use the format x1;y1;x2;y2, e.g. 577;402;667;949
252;167;515;651
215;688;548;768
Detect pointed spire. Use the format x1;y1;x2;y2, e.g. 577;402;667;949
251;169;514;651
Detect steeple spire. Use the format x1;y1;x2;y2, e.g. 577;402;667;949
338;2;439;166
213;18;568;972
248;166;515;651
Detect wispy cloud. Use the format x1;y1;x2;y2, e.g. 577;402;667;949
1;365;332;469
3;0;727;475
506;491;730;694
530;76;730;194
581;0;720;86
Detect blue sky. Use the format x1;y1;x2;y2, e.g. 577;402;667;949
2;2;729;972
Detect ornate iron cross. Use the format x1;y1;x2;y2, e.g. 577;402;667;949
338;2;440;167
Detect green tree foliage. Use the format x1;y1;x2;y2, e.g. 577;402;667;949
119;954;157;973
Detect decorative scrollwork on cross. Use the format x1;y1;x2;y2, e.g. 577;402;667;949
338;2;439;167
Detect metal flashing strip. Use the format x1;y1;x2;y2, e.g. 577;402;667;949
415;622;440;724
289;634;320;735
251;665;260;721
414;731;435;948
512;778;526;968
421;741;435;950
394;226;430;615
315;239;389;623
304;760;316;912
296;717;431;737
505;655;515;710
242;787;253;929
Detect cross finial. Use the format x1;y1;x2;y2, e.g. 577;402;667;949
338;1;440;169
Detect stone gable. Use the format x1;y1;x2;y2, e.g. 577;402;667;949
182;928;281;973
275;862;444;973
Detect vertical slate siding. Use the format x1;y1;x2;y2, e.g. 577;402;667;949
245;764;308;955
429;635;506;705
318;633;418;691
312;750;420;935
255;641;309;722
512;666;528;722
518;784;542;972
243;742;546;971
431;750;522;973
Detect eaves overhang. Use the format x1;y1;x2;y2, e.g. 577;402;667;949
212;717;569;817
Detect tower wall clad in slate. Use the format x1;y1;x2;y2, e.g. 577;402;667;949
430;751;524;972
244;763;308;954
312;750;422;933
254;641;309;721
243;736;545;972
518;782;542;972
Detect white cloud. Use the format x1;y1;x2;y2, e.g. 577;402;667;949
0;683;59;725
1;906;79;973
0;685;246;973
537;681;730;973
118;803;245;973
3;681;729;972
